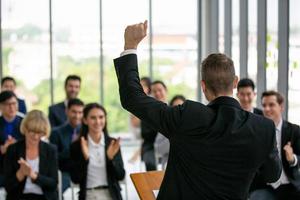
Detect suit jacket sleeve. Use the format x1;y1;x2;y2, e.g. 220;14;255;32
4;145;23;194
48;106;57;127
259;124;282;183
114;54;183;139
107;149;125;181
33;145;58;190
69;141;88;184
290;124;300;168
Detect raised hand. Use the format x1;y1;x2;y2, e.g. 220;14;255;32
107;138;121;160
18;158;32;176
124;20;148;50
0;135;16;154
283;141;295;164
80;136;89;160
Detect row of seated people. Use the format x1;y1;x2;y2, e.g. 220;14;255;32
1;73;300;200
133;77;300;200
0;91;125;200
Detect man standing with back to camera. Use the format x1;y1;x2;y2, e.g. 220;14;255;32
114;21;282;200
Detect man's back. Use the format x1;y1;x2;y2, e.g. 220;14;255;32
114;54;281;200
156;98;279;200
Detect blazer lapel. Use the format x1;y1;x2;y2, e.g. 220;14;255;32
281;121;291;159
39;141;47;174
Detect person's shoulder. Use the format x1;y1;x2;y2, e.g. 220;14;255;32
253;107;263;115
41;141;57;153
49;101;64;110
285;120;300;132
7;139;25;154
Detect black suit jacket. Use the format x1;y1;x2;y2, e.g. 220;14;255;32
114;54;281;200
69;134;125;200
253;108;263;115
0;115;24;176
50;123;80;172
4;140;58;200
48;102;67;128
17;98;27;115
250;120;300;192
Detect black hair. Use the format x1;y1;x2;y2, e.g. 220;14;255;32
1;76;16;86
152;80;167;90
67;98;84;109
170;95;186;106
65;75;81;87
79;103;108;139
237;78;255;91
0;91;17;103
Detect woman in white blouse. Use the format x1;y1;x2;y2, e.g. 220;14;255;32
4;110;58;200
70;103;125;200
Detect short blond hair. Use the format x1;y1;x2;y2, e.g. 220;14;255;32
20;110;51;138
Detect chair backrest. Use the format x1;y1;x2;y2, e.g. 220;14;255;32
130;170;165;200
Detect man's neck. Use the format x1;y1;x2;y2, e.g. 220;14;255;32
207;93;233;102
3;115;16;122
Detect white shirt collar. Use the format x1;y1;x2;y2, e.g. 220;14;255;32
87;133;105;147
276;118;283;132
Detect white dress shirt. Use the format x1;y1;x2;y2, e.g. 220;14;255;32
23;158;43;195
271;118;298;188
86;134;108;189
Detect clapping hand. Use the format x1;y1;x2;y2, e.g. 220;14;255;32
284;142;296;165
107;138;121;160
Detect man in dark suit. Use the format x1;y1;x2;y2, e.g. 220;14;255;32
1;76;27;115
113;21;281;200
0;91;24;187
249;91;300;200
50;98;84;193
237;78;263;115
48;75;81;128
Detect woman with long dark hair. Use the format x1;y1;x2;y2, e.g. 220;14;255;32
70;103;125;200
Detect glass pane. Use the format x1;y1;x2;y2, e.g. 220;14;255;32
152;0;197;101
219;0;225;53
289;0;300;123
232;0;240;77
2;0;50;112
266;0;278;90
52;0;100;105
102;0;149;133
248;0;257;86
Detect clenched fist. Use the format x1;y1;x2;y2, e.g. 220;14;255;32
124;20;148;50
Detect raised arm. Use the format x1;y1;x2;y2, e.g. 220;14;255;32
114;21;183;139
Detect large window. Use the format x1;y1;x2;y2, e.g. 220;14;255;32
289;0;300;124
266;0;278;90
2;0;50;112
102;0;149;133
248;0;257;85
152;0;197;101
52;0;100;105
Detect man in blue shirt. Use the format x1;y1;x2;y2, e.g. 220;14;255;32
1;76;27;115
50;98;84;193
0;91;24;186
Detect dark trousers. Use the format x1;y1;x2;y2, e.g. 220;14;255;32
62;172;71;193
20;193;46;200
142;149;157;171
250;184;300;200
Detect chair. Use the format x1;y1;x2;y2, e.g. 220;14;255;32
130;170;165;200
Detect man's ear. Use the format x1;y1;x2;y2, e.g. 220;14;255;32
201;80;206;93
233;76;239;89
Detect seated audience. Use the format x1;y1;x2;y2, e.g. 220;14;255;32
4;110;58;200
50;98;84;193
70;103;125;200
155;94;186;169
0;91;24;187
49;75;81;128
237;78;263;115
249;91;300;200
1;76;27;115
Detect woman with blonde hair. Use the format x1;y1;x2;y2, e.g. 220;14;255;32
4;110;58;200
